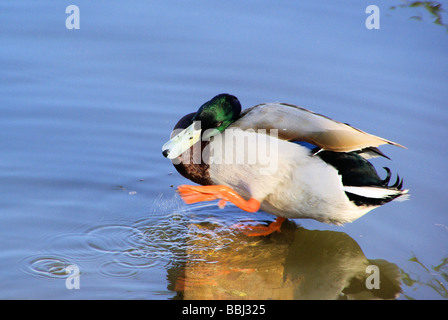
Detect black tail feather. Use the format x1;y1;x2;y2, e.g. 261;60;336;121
381;167;392;186
316;150;407;207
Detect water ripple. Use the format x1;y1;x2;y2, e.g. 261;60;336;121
86;225;144;254
20;255;75;279
19;196;252;281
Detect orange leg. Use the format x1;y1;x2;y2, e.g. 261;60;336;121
232;217;286;237
177;184;285;237
177;184;260;213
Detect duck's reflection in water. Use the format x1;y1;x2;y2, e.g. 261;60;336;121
169;219;401;300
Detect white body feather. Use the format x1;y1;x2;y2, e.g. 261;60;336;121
206;129;381;224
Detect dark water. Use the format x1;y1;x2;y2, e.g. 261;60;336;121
1;1;447;299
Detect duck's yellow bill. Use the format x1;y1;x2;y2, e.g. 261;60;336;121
162;122;201;159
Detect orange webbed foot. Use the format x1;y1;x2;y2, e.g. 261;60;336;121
177;185;218;204
176;185;260;213
232;217;286;237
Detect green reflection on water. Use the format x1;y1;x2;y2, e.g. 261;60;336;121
391;1;448;31
400;254;448;299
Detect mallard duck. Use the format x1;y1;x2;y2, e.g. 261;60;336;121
162;94;408;236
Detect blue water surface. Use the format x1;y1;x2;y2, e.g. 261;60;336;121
0;1;447;299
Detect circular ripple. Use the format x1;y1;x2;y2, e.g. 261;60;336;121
86;225;144;254
85;222;176;273
21;255;75;279
40;232;99;261
97;261;138;278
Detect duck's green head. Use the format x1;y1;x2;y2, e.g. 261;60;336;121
162;94;241;159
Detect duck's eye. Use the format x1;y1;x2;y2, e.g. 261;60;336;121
215;121;223;127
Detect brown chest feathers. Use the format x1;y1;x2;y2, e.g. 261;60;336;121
173;141;213;186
